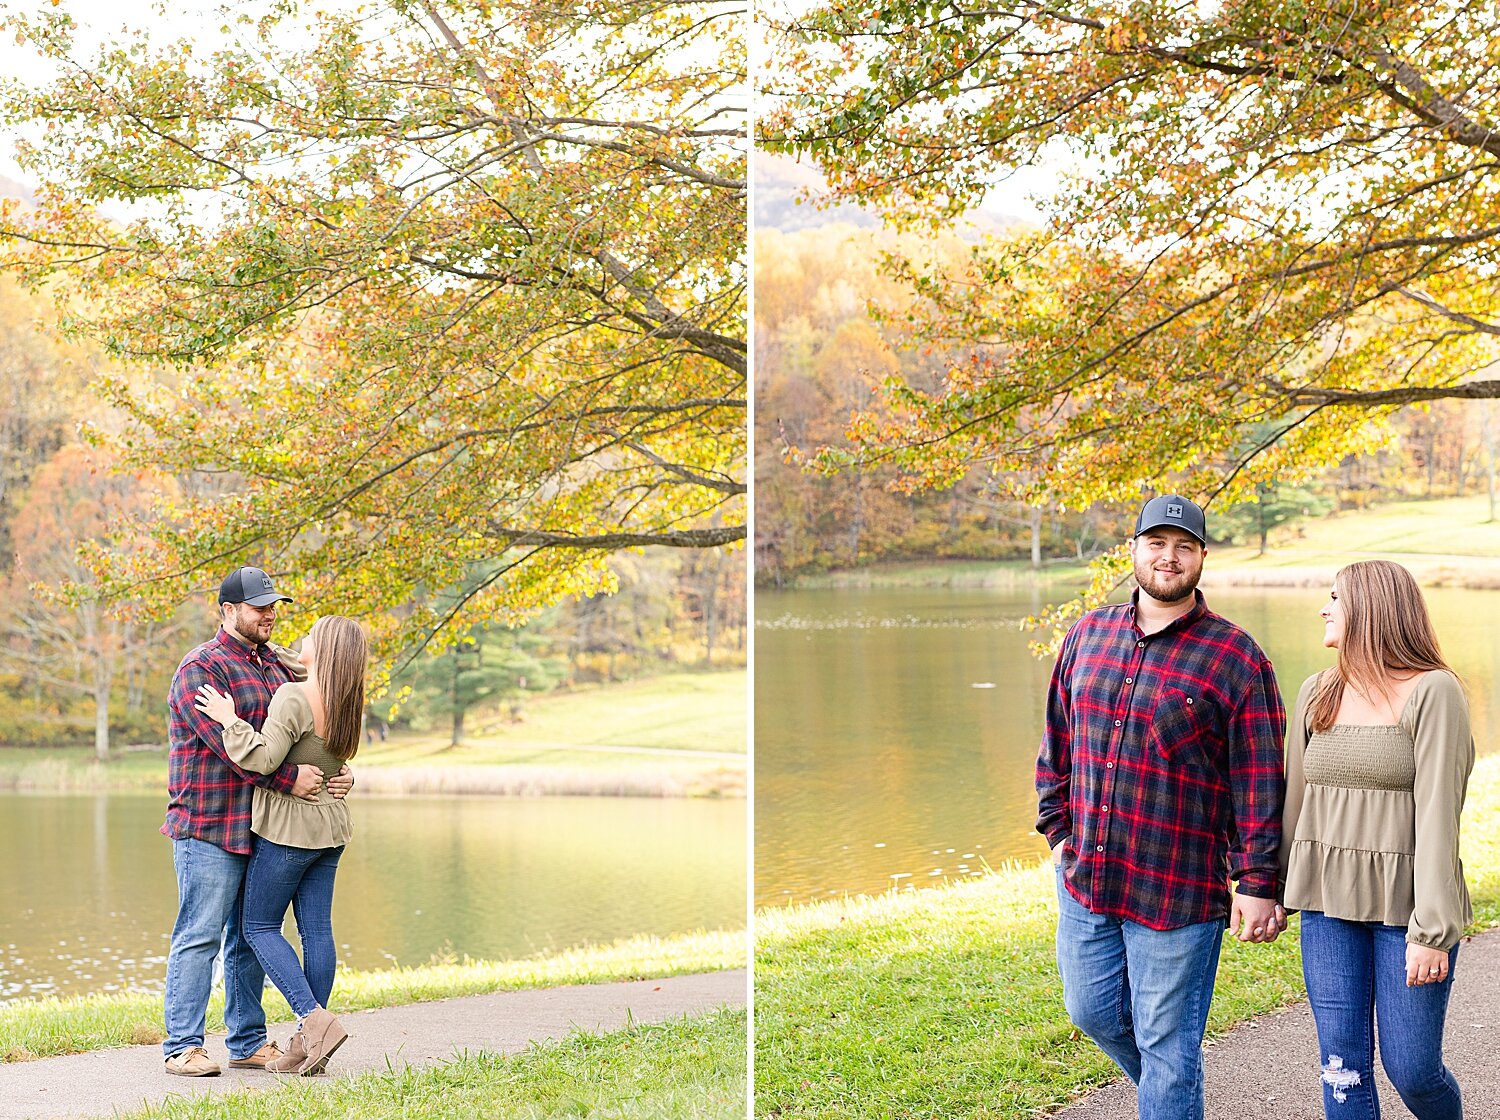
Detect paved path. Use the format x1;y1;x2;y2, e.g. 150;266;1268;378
1052;930;1500;1118
0;970;746;1120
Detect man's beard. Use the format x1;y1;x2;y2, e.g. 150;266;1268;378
1134;560;1203;605
228;608;273;646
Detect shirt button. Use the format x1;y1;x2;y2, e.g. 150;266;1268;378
1106;762;1115;769
1101;805;1109;812
1096;845;1104;852
1137;641;1144;648
1125;677;1133;684
1186;697;1194;705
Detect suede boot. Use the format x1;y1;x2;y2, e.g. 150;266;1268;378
296;1006;349;1076
266;1029;308;1074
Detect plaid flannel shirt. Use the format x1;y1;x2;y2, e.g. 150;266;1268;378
1036;590;1287;930
161;629;300;854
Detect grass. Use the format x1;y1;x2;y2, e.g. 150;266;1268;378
780;496;1500;593
753;752;1500;1120
786;559;1091;591
1207;494;1500;586
0;670;747;798
0;927;746;1063
120;1007;747;1120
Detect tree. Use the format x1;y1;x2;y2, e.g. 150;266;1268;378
385;625;566;748
0;0;745;655
0;276;87;570
764;3;1500;591
0;445;182;759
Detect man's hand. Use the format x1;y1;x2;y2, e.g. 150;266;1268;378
1050;837;1067;866
1406;943;1450;987
291;764;324;802
1228;893;1286;943
325;764;353;800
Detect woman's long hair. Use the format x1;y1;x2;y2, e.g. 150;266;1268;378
1309;560;1455;733
310;615;368;762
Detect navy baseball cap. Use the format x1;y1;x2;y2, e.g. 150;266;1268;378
1133;494;1207;545
218;566;293;607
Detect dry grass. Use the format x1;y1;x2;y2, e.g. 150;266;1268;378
355;762;745;798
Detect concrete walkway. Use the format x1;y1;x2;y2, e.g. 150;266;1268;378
1052;929;1500;1118
0;970;746;1120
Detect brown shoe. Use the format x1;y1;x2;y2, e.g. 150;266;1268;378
226;1039;284;1070
164;1046;221;1077
296;1007;349;1076
266;1030;307;1074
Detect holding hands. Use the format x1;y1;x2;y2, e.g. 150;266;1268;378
1228;894;1288;943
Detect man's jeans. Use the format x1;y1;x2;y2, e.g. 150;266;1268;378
1301;911;1463;1120
1054;866;1223;1120
162;838;268;1060
243;837;344;1020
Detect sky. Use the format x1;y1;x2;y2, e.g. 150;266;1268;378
0;0;231;182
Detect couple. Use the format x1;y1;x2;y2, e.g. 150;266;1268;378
160;566;369;1078
1039;495;1472;1119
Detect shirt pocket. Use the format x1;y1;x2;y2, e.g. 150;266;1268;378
1147;688;1217;766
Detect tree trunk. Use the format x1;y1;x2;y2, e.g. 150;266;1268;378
1485;402;1498;523
703;553;720;665
848;471;865;562
449;652;462;748
93;659;111;763
1030;507;1042;569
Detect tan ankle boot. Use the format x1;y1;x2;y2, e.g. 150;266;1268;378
296;1007;349;1076
266;1029;307;1074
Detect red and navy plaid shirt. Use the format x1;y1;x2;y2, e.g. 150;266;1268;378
1036;590;1286;930
162;629;300;854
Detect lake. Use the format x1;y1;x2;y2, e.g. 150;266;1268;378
1;793;745;1001
755;582;1500;908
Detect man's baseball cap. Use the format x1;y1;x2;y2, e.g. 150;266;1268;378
1133;494;1207;545
218;566;294;607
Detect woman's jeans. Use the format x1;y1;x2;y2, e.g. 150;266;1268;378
1054;866;1224;1120
1301;911;1463;1119
242;837;344;1020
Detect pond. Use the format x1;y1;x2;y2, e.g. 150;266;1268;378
755;583;1500;908
1;793;745;1001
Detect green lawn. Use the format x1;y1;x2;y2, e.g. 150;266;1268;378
119;1008;746;1120
754;752;1500;1120
1;928;745;1063
0;670;746;797
781;496;1500;593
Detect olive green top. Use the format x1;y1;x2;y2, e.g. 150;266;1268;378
1279;670;1472;950
222;683;353;850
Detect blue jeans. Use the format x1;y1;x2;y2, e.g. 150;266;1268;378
163;838;268;1059
1301;911;1463;1119
1054;867;1224;1120
242;837;344;1019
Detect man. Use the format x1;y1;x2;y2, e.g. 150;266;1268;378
161;566;353;1076
1035;495;1287;1120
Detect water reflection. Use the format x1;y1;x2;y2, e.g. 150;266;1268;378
756;584;1500;908
3;794;745;1001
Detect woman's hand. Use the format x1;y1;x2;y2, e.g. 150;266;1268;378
1406;943;1450;986
194;684;240;728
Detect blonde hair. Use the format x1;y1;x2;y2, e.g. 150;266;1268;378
310;615;368;762
1309;560;1455;732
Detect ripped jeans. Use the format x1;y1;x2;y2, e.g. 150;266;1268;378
1300;911;1463;1119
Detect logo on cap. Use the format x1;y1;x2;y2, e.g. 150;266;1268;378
257;572;274;592
1166;504;1183;518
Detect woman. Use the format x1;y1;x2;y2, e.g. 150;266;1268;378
1280;560;1472;1119
196;614;368;1076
